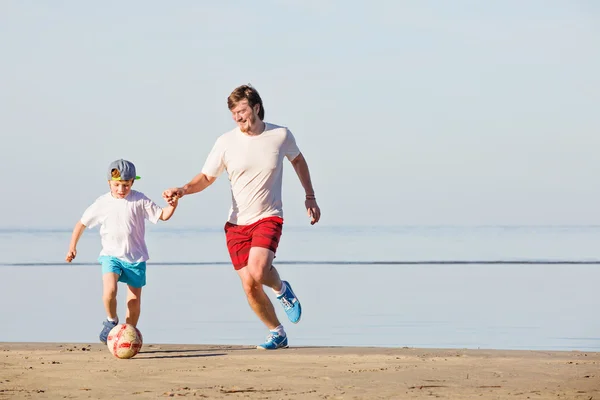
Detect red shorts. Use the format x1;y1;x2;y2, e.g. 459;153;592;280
224;216;283;270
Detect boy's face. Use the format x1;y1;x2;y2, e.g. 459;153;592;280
108;179;134;199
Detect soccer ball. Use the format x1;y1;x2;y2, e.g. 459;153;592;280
106;323;143;359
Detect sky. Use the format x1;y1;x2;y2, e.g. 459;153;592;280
1;0;599;228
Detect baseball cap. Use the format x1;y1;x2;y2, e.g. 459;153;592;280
107;159;141;181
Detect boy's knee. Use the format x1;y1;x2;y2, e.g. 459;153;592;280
102;288;117;299
127;297;141;308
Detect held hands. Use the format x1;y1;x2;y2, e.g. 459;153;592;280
305;198;321;225
162;187;183;206
168;195;180;207
65;249;77;263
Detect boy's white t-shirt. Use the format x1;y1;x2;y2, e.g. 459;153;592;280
81;190;163;263
201;123;301;225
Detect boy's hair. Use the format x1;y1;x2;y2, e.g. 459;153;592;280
227;84;265;120
111;169;121;179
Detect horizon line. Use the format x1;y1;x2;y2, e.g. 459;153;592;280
2;260;600;267
3;224;600;233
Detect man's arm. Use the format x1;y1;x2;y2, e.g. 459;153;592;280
291;153;321;225
180;173;217;196
163;173;216;205
291;153;315;196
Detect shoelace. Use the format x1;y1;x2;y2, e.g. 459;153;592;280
265;333;278;342
279;296;293;310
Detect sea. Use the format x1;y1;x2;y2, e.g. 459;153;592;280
0;225;598;351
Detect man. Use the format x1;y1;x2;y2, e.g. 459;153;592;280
163;84;321;350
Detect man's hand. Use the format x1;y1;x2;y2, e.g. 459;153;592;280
162;187;184;206
305;199;321;225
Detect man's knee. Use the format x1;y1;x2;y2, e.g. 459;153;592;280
246;250;274;282
241;276;267;300
242;279;258;295
246;262;271;283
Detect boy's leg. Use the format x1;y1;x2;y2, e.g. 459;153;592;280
99;271;120;343
102;272;119;320
116;260;146;327
125;286;142;326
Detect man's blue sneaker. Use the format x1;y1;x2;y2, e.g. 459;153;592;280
277;281;302;323
99;319;118;344
257;332;289;350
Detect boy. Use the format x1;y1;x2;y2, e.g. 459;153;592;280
66;159;178;343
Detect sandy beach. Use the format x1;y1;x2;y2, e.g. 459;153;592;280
0;343;598;399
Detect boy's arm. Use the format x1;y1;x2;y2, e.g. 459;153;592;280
159;198;178;221
66;221;86;262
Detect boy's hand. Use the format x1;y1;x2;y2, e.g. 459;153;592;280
162;188;183;206
66;249;77;262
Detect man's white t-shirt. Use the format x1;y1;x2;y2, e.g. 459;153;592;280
201;123;301;225
80;190;163;263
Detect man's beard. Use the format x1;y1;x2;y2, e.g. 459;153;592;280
239;114;256;133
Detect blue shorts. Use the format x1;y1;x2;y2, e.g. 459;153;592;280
98;256;147;288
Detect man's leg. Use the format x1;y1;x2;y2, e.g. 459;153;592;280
237;247;281;330
238;248;289;350
226;218;293;349
244;246;303;323
245;219;302;324
246;246;283;291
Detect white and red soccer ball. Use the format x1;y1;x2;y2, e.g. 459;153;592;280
106;323;143;359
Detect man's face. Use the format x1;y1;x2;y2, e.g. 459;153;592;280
108;179;133;199
230;100;259;133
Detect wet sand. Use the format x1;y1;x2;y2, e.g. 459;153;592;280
0;343;598;399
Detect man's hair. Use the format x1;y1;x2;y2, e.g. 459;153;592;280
227;84;265;120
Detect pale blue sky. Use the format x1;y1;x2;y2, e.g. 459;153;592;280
1;1;599;228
